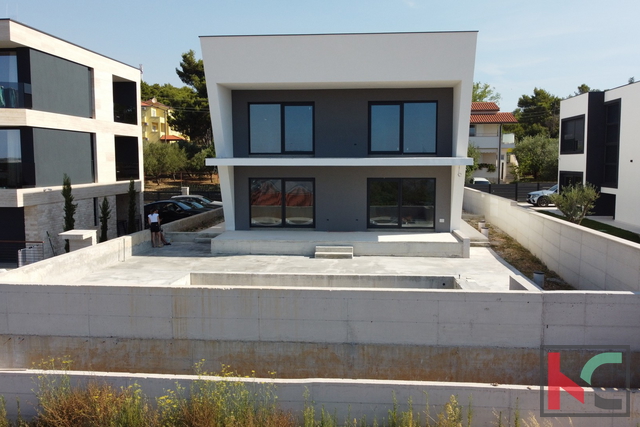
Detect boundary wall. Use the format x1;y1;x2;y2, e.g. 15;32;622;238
0;283;639;385
0;370;637;426
463;188;640;291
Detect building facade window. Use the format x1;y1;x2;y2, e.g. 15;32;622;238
369;102;437;154
249;103;314;154
469;124;476;137
0;129;22;188
250;178;314;227
367;178;435;229
560;115;585;154
603;101;620;187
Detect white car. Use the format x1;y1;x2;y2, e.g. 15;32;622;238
526;184;558;207
470;177;491;185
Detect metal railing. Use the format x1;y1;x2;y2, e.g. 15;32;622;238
0;240;44;269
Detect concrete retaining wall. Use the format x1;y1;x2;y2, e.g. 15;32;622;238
1;282;639;383
463;188;640;291
0;370;636;426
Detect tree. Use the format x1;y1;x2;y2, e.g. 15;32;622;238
466;142;481;181
99;197;111;243
511;134;558;181
143;142;188;183
61;174;77;253
127;179;138;234
549;183;599;224
506;88;561;140
472;82;501;104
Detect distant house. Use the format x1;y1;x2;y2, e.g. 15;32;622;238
200;32;477;233
0;20;143;260
141;98;187;143
469;102;517;183
558;82;640;227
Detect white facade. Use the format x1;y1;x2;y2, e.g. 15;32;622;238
201;32;477;232
558;82;640;229
0;20;143;258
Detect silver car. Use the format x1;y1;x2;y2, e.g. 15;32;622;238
526;184;558;207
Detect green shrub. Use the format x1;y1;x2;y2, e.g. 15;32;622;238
549;182;599;224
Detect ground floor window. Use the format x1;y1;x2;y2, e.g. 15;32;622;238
250;178;314;227
368;178;435;229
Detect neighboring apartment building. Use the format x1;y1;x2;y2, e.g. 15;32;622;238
558;82;640;226
200;32;477;233
141;98;187;143
0;20;143;259
469;102;517;183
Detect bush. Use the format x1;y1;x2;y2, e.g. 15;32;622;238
549;182;599;224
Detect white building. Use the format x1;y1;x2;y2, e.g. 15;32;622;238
201;32;477;233
558;82;640;228
469;102;517;183
0;20;143;261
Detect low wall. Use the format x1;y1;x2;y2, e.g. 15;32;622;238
0;370;637;426
1;283;639;385
463;188;640;291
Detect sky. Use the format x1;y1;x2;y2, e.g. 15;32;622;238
4;0;639;112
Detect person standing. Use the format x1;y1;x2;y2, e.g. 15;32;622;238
148;208;161;248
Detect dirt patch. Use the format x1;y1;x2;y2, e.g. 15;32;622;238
465;217;574;290
145;175;219;191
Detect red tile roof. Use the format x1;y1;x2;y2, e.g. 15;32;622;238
471;102;500;112
160;135;186;141
470;112;518;124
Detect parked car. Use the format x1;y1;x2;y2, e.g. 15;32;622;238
171;194;223;208
143;200;209;228
470;177;491;185
526;184;558;207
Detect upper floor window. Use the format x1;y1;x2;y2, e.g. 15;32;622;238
469;124;476;137
603;101;620;187
249;103;314;154
369;102;437;154
560;116;585;154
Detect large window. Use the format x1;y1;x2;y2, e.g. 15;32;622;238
369;102;437;154
0;129;22;188
249;103;314;154
368;178;435;229
560;116;585;154
250;178;314;227
603;101;620;187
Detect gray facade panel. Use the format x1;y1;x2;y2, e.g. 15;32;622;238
33;128;93;187
234;166;451;232
232;89;453;158
29;50;92;118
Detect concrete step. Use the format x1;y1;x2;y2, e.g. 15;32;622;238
315;246;354;259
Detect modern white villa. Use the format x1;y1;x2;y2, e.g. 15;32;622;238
558;82;640;228
201;32;477;235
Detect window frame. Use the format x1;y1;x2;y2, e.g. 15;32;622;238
368;101;438;155
366;177;436;229
249;177;316;228
248;102;315;155
560;115;585;154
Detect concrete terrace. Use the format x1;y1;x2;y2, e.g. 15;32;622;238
63;244;518;291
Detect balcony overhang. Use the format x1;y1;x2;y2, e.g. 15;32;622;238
206;157;473;167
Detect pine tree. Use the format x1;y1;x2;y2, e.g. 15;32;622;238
99;197;111;243
61;174;77;253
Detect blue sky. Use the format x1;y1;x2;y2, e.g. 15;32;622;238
5;0;639;112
